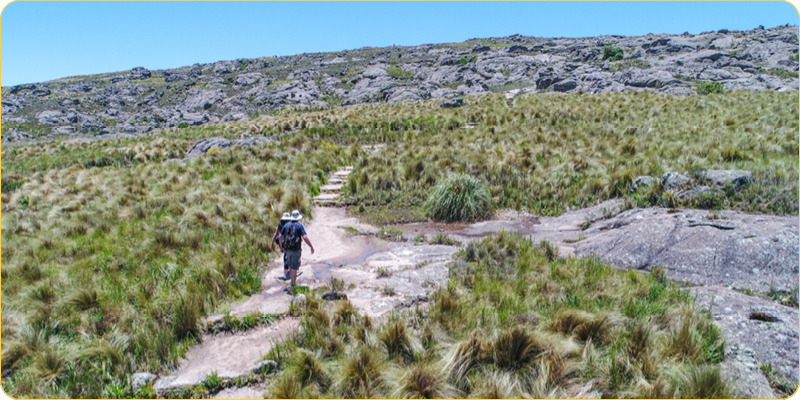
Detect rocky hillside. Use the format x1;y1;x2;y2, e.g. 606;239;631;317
2;24;798;143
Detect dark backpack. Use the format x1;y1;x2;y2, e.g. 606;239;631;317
282;222;303;251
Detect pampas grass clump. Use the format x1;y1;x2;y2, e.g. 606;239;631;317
424;174;492;223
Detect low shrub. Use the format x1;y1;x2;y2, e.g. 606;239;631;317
387;67;414;80
603;45;624;61
696;82;724;95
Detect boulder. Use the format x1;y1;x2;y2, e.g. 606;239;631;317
185;137;232;160
235;73;262;86
631;176;659;193
387;89;422;103
36;110;65;124
181;89;224;110
321;291;348;301
165;74;190;83
615;69;685;88
440;98;464;108
700;170;753;188
661;172;692;191
222;112;250;122
507;45;530;53
130;67;152;80
253;360;277;374
1;131;33;143
552;80;579;92
53;126;76;135
132;372;157;391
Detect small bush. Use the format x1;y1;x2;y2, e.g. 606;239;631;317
424;174;492;223
429;234;460;246
603;45;624;61
202;371;223;392
387;67;414;80
692;192;723;210
1;179;24;193
696;82;724;95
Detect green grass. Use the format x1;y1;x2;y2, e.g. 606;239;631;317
762;67;800;80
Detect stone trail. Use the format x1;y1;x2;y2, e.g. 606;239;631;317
313;166;351;207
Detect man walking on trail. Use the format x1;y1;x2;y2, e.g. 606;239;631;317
280;210;315;294
271;213;293;281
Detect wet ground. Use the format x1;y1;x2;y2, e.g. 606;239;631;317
155;199;799;397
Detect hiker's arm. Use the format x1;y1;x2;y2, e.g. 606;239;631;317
270;226;280;252
303;235;315;254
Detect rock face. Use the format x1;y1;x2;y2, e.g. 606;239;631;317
574;207;799;292
171;136;275;163
693;285;799;397
3;25;798;142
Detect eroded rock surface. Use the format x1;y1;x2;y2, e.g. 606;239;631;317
574;208;799;292
694;285;799;398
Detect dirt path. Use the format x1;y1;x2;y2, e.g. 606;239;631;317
155;197;798;397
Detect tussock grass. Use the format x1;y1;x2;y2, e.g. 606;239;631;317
424;174;492;222
256;233;733;399
336;345;386;398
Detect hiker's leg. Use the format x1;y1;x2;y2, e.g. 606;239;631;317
287;250;301;290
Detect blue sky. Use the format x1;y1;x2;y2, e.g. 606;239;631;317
1;1;798;86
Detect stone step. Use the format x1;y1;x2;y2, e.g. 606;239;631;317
314;199;342;207
313;193;339;201
328;178;344;184
320;184;343;192
333;170;352;178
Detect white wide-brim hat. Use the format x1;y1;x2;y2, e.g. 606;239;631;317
280;212;291;221
291;210;303;221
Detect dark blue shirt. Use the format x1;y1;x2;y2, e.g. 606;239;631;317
280;221;307;238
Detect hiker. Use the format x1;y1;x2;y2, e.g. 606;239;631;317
271;212;292;281
280;209;315;294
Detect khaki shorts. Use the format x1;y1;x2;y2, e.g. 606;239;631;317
285;249;302;270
